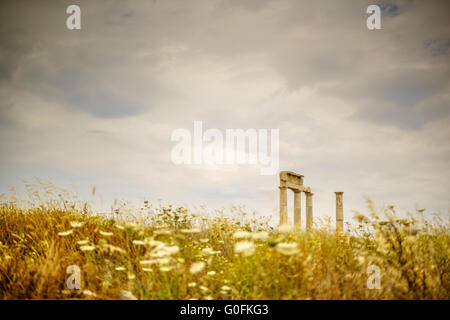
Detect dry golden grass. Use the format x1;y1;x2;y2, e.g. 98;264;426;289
0;182;448;299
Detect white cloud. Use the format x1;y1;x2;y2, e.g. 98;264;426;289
0;0;449;224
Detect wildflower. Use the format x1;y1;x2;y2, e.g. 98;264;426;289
276;243;299;256
77;240;89;245
115;266;126;271
188;282;197;287
278;224;294;234
79;245;95;251
83;290;97;297
189;261;206;274
177;258;185;264
234;241;255;257
147;240;165;248
118;290;137;300
156;258;171;265
132;240;146;245
200;238;210;243
115;224;125;230
151;250;166;258
180;228;201;234
154;229;171;235
207;271;216;276
221;285;231;291
99;230;113;237
160;266;173;272
151;245;179;258
164;245;180;255
124;222;140;230
252;231;269;241
204;295;213;300
199;286;209;293
140;260;156;265
142;267;152;272
127;273;136;280
202;247;220;255
105;245;126;254
70;221;84;228
232;230;252;239
58;230;73;237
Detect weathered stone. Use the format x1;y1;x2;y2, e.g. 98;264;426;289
279;172;344;232
279;171;311;229
279;186;288;225
294;190;301;228
306;192;314;230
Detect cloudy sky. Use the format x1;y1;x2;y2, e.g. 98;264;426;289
0;0;449;225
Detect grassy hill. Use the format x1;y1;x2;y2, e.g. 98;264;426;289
0;184;448;299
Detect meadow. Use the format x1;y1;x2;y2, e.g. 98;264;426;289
0;182;448;300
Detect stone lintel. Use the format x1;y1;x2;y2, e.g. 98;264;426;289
280;171;304;190
280;171;304;179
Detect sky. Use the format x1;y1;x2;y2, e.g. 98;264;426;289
0;0;449;226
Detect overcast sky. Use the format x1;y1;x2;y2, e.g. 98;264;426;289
0;0;449;225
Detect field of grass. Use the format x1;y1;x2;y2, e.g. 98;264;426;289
0;183;448;300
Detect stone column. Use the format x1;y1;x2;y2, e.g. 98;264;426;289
306;192;313;230
279;186;288;225
335;192;344;233
293;190;301;229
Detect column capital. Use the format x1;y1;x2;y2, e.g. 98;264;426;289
335;191;344;195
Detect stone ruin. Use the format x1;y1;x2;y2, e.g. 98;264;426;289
279;171;344;232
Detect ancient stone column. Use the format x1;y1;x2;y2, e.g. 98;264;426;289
279;186;288;225
335;192;344;232
306;192;313;229
293;190;301;229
